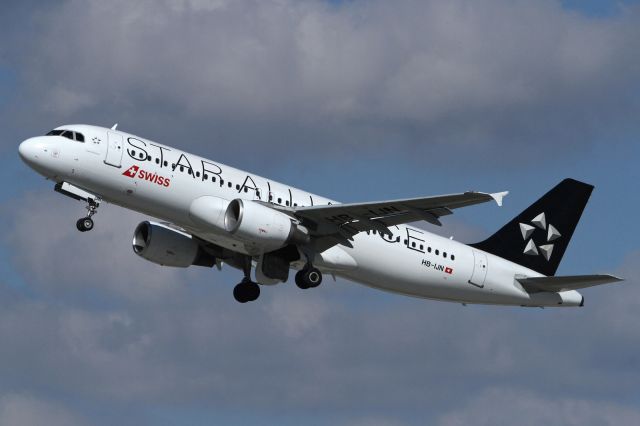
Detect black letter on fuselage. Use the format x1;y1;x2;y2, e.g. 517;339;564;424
127;138;148;160
149;143;171;168
201;160;222;182
174;153;194;176
240;175;259;195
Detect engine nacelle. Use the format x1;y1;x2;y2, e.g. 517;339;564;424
224;199;309;252
132;221;215;268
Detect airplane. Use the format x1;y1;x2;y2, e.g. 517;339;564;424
18;124;622;305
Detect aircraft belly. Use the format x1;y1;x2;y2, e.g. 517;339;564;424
337;236;531;305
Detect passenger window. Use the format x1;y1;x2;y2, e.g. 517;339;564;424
411;242;416;248
228;182;232;188
404;239;408;245
163;161;168;167
420;245;424;250
212;177;216;182
75;133;85;142
294;203;297;207
428;247;432;253
139;153;145;159
286;201;290;206
220;179;224;185
244;187;248;193
435;250;439;255
269;195;273;201
396;237;400;242
147;155;151;161
451;255;455;261
278;198;282;204
196;171;200;177
131;150;137;157
180;166;184;172
188;169;192;175
155;158;160;164
236;184;240;190
443;252;447;258
203;174;208;180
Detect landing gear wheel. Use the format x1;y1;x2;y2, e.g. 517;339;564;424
233;280;260;303
76;217;94;232
295;267;323;289
295;270;310;289
306;267;322;288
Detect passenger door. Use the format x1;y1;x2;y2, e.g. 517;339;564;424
104;131;124;167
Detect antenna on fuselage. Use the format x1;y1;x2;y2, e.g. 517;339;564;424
111;123;118;130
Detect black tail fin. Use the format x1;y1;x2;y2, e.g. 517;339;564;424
470;178;593;276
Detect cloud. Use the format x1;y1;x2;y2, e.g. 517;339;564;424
1;1;640;424
436;387;640;426
3;0;639;164
1;190;639;423
0;393;88;426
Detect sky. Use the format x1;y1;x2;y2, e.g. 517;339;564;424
1;0;639;425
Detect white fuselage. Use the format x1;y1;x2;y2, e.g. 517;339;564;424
18;125;583;307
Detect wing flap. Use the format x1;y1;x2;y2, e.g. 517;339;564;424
517;274;623;293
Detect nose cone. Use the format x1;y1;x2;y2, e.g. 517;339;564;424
18;137;54;177
18;138;40;164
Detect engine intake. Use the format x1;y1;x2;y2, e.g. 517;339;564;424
224;199;309;251
132;221;215;267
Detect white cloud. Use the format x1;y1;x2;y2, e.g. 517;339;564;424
436;387;640;426
10;0;640;158
0;394;88;426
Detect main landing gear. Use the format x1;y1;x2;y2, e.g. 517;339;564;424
233;256;260;303
295;265;323;290
76;199;99;232
231;255;322;303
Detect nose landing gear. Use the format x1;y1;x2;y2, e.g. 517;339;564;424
76;199;99;232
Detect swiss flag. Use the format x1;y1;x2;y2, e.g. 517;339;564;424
122;165;139;178
444;267;453;274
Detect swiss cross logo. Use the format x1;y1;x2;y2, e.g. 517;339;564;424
444;267;453;274
123;165;139;178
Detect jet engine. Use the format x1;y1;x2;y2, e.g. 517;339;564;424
224;199;309;252
132;221;215;267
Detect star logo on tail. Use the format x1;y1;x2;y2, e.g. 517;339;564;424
519;212;561;261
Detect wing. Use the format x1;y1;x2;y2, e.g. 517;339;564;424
267;190;508;251
517;274;623;293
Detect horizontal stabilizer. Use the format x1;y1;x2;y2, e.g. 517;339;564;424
517;274;623;293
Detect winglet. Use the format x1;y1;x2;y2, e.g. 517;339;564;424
490;191;508;207
111;123;118;130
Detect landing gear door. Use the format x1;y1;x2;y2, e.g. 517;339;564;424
105;131;124;167
469;250;488;288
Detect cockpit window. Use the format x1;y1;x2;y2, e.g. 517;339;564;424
45;129;85;142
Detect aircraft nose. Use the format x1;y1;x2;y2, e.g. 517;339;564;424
18;138;39;162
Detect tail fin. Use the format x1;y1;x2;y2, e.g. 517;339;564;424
470;178;593;276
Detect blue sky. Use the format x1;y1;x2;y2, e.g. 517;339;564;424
1;1;639;425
